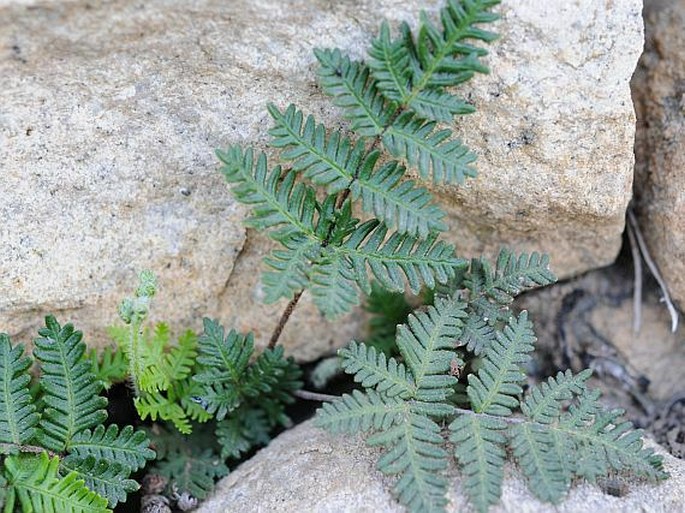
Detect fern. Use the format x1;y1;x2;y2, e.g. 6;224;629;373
0;335;39;451
317;250;665;513
0;320;154;510
4;453;109;513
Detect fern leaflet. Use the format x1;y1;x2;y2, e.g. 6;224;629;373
216;146;319;241
0;335;39;449
4;453;110;513
60;455;138;508
34;316;108;452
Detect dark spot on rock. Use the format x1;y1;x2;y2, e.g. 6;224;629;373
180;187;191;196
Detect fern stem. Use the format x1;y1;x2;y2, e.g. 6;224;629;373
0;442;58;458
293;389;338;402
268;290;304;348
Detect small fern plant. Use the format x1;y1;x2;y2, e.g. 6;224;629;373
109;271;302;499
0;317;154;512
314;250;667;513
215;1;503;320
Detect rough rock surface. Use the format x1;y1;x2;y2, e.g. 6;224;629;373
1;0;642;355
197;419;685;513
632;0;685;311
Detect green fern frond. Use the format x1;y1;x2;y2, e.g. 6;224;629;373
557;392;667;482
33;316;108;452
520;369;591;424
0;334;39;449
67;424;155;472
352;160;447;238
194;319;252;387
509;423;569;503
340;219;467;294
269;104;446;237
139;330;197;393
4;453;109;513
395;294;466;400
467;311;535;415
153;446;229;500
409;89;475;122
383;112;476;184
450;414;506;513
314;390;405;434
135;393;191;435
262;234;322;303
216;145;319;241
458;311;496;355
368;21;413;104
310;249;360;319
413;0;499;91
267;102;367;192
242;346;302;402
60;455;138;508
466;249;557;306
87;347;128;390
314;49;389;137
369;413;449;513
339;341;415;398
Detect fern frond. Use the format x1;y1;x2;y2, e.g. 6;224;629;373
314;390;405;434
134;393;191;434
410;89;475;122
269;104;446;237
467;311;535;415
267;103;365;192
215;408;273;460
509;423;569;503
353;160;447;238
383;112;476;184
216;145;318;241
87;346;128;390
558;392;667;482
262;234;321;303
315;48;390;136
60;455;137;508
339;341;415;398
139;330;197;393
369;413;448;513
450;414;506;513
458;311;496;355
33;316;108;452
310;249;360;319
194;319;252;387
153;446;229;500
0;334;39;449
4;453;109;513
242;346;302;401
413;0;499;91
340;219;467;294
368;21;413;104
520;369;591;424
68;424;155;472
466;249;557;306
396;294;466;401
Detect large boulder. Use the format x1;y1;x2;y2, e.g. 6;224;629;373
632;0;685;311
1;0;643;357
197;419;685;513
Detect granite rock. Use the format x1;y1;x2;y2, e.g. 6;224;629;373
197;419;685;513
632;0;685;311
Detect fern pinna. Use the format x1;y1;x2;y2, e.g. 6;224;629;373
0;317;154;512
216;0;503;320
315;250;666;513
